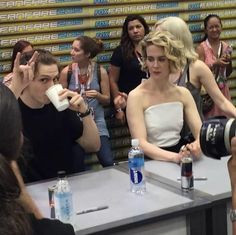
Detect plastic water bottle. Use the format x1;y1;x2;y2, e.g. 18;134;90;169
54;171;74;224
128;139;146;194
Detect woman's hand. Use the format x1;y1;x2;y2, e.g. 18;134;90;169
173;152;184;164
85;89;99;98
213;56;230;68
114;92;128;109
180;141;202;161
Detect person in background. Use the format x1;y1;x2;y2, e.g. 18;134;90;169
1;81;74;233
59;36;113;167
3;40;33;86
228;137;236;235
155;17;236;120
126;31;202;163
109;14;149;123
10;49;100;182
196;14;233;119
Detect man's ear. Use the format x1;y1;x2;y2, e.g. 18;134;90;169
86;52;91;59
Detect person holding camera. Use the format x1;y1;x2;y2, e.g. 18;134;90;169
126;31;202;163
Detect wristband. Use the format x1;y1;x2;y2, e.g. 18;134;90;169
77;107;91;118
230;209;236;222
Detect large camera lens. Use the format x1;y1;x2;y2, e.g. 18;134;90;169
200;118;236;159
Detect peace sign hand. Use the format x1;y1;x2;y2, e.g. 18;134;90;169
10;51;38;98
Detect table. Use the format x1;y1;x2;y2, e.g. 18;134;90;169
144;156;232;235
27;167;210;235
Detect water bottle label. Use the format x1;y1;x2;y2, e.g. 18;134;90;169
54;192;73;222
128;156;144;168
130;169;143;184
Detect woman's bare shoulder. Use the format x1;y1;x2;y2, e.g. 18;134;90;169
190;59;210;74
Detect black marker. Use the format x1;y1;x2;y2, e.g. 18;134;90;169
76;206;109;215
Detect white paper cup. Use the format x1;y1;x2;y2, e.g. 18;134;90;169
46;84;69;111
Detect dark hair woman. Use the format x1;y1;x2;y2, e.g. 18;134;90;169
109;14;150;123
0;83;75;235
59;36;113;168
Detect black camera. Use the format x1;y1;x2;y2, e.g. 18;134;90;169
200;117;236;159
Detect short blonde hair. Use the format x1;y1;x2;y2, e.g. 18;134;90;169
140;30;187;73
154;17;198;62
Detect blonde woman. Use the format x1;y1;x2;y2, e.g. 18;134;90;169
126;31;201;163
154;16;236;119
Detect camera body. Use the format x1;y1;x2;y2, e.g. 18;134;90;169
200;117;236;159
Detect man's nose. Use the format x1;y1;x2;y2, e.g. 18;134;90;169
47;80;55;89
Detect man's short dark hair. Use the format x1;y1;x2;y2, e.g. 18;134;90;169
20;49;60;75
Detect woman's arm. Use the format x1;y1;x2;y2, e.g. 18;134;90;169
126;90;182;163
228;137;236;235
109;64;121;102
181;88;202;159
109;64;126;123
196;60;236;118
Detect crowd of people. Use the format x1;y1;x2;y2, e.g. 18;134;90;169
1;13;236;234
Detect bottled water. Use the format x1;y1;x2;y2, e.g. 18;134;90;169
128;139;146;194
54;171;74;224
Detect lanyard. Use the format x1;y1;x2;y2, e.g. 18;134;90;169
135;50;149;79
206;39;222;59
74;62;92;90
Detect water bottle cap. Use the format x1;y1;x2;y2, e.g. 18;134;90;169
57;170;66;178
131;139;139;147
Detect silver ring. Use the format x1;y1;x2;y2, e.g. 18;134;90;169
180;145;186;152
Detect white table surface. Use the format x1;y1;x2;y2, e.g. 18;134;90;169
145;155;231;197
27;168;192;232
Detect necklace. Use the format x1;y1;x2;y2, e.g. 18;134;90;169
75;62;92;91
206;39;222;59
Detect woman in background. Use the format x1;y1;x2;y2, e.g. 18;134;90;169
60;36;113;167
155;16;236;120
109;14;149;123
3;40;33;86
196;14;233;119
126;31;201;163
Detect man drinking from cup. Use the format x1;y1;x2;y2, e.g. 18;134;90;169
9;49;100;183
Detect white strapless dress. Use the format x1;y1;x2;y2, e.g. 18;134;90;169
144;102;184;147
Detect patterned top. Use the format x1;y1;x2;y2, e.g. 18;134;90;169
68;62;109;137
199;40;231;118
